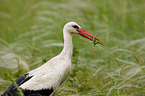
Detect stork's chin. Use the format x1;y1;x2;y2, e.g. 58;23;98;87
77;28;105;45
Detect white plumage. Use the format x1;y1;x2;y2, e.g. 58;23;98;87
2;22;104;96
20;55;71;90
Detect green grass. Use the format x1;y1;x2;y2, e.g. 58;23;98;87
0;0;145;95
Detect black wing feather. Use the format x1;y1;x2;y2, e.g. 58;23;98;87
2;73;54;96
2;73;33;96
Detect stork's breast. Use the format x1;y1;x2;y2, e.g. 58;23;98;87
56;61;72;87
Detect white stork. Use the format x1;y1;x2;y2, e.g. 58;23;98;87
2;22;104;96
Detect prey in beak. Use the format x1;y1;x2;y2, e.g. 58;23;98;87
77;28;105;45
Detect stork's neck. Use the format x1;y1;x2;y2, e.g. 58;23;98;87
60;29;73;58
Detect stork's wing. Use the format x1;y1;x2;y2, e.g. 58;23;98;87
2;73;33;96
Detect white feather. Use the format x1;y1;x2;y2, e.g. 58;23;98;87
20;55;71;90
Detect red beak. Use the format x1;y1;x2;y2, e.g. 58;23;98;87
78;28;105;45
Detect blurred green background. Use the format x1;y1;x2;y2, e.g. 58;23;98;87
0;0;145;95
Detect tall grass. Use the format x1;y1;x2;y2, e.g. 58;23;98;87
0;0;145;95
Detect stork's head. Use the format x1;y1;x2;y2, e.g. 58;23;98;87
64;22;105;45
64;22;81;33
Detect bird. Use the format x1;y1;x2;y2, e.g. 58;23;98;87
2;22;104;96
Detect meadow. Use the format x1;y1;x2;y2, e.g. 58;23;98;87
0;0;145;95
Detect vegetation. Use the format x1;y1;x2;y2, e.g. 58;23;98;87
0;0;145;95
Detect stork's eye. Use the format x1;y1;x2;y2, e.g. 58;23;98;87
72;25;79;29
